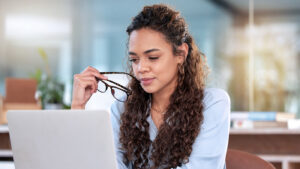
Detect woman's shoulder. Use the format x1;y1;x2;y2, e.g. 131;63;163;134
203;88;230;110
192;88;231;159
203;88;230;105
110;88;231;122
201;88;231;129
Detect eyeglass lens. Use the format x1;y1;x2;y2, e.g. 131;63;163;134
97;81;127;102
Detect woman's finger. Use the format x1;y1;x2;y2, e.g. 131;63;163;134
81;66;108;80
78;78;97;92
80;76;99;93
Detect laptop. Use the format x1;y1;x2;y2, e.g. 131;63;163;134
7;110;118;169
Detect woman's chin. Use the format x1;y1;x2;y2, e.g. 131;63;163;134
141;85;157;94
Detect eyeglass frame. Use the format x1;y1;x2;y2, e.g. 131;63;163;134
96;72;137;102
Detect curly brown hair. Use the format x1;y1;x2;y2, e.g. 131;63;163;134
119;4;208;169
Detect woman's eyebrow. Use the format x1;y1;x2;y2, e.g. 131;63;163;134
128;48;160;56
128;51;137;56
144;48;160;54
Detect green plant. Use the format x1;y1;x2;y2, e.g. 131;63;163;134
38;76;64;106
30;48;65;108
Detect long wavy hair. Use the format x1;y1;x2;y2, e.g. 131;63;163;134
119;4;208;169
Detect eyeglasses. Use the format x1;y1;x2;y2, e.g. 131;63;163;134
97;72;137;102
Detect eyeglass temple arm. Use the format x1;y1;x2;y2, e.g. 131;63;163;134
105;79;131;93
99;72;138;81
96;78;132;96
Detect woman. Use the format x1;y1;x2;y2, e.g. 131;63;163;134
72;4;230;169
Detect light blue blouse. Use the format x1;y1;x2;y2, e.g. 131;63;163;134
110;88;231;169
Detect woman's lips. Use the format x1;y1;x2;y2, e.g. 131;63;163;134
141;78;155;86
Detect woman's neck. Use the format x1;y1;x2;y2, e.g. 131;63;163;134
152;82;177;114
152;93;169;114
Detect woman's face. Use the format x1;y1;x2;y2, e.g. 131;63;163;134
128;28;183;95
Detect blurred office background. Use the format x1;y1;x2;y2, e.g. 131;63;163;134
0;0;299;113
1;0;300;169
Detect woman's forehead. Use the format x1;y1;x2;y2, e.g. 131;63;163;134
128;28;171;53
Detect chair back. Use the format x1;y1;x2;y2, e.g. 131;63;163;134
5;78;37;103
226;149;276;169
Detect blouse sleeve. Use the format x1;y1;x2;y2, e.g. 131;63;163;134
176;88;231;169
110;100;132;169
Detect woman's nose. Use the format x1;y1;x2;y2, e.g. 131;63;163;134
137;59;150;73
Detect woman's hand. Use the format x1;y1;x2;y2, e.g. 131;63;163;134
71;66;107;109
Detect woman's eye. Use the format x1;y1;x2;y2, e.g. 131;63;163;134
129;58;138;63
149;56;159;60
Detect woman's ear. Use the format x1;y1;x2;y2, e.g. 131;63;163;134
177;43;189;64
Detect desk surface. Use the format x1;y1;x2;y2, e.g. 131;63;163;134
1;125;300;134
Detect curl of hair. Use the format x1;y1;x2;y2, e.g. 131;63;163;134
120;4;208;169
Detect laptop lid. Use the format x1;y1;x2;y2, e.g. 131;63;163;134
7;110;117;169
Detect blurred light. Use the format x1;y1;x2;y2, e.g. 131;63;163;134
245;25;256;38
5;15;71;39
